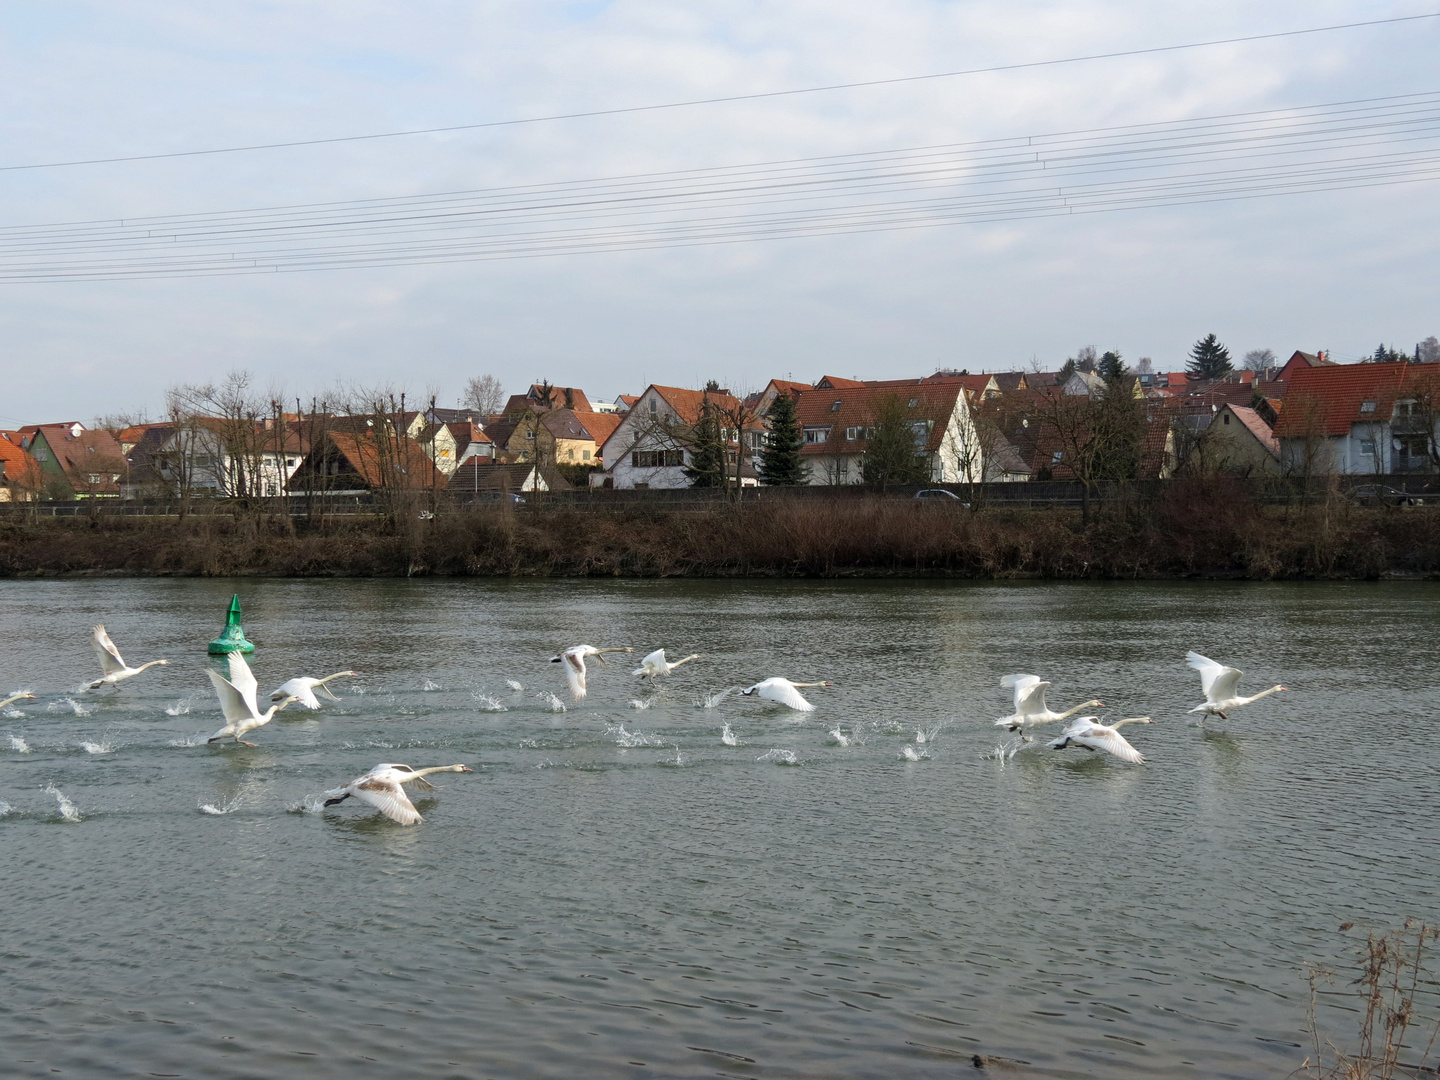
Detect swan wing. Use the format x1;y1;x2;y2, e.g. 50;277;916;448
92;625;127;675
563;651;588;700
1187;652;1239;701
762;679;815;712
1073;726;1145;764
206;667;254;724
352;776;423;825
1015;680;1051;717
636;649;666;676
223;652;262;715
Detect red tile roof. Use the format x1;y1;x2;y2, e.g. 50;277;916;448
315;432;447;489
793;384;963;455
1220;405;1279;456
0;436;44;491
651;385;754;426
1273;361;1409;438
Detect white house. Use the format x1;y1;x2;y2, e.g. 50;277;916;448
593;385;760;489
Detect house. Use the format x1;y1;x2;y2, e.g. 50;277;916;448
18;423;127;498
593;385;762;489
1276;350;1334;382
1177;404;1281;476
0;434;44;501
485;407;620;467
448;422;494;469
747;379;813;417
991;372;1029;394
153;418;308;498
447;460;569;498
500;384;594;416
791;383;984;485
1275;361;1437;474
120;424;176;498
286;431;446;495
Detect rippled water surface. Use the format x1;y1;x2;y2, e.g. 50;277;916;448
1;578;1437;1079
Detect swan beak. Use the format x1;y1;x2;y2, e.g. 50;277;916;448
1278;686;1289;691
549;656;561;663
459;765;473;772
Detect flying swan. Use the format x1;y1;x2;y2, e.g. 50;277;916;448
323;763;473;825
994;674;1104;736
269;671;360;710
1186;652;1286;721
206;652;302;746
85;625;169;691
633;649;701;679
551;645;633;701
741;678;832;712
1048;716;1153;764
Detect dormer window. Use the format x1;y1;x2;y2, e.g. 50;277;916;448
1360;401;1377;413
831;400;842;412
908;398;918;407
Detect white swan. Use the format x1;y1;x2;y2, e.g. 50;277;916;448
633;649;701;679
740;677;831;712
206;652;301;746
1048;716;1152;764
269;671;360;710
322;763;472;825
1186;652;1286;720
84;625;168;691
994;674;1104;736
550;645;633;701
1;692;36;710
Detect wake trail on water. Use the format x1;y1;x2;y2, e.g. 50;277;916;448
44;783;82;822
199;794;244;815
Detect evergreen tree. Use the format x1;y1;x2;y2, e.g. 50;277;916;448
758;391;805;485
1187;334;1233;380
682;399;725;487
861;395;930;489
1369;342;1405;363
1097;349;1126;383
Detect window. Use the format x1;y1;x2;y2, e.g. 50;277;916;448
1360;400;1377;414
836;459;849;481
908;398;918;407
87;473;101;484
649;398;657;414
34;448;48;461
1395;400;1416;418
1359;438;1376;456
1051;450;1063;464
845;426;876;441
831;400;842;412
582;450;591;461
803;427;830;444
632;450;683;468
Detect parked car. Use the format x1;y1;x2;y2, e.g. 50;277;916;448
914;489;970;507
1350;484;1424;506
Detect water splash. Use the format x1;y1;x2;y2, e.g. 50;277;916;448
287;795;328;814
828;726;851;747
612;724;666;748
44;783;82;822
537;691;566;713
720;723;740;746
518;738;539;748
3;706;25;719
981;738;1022;764
628;698;654;710
505;679;524;692
81;740;116;755
660;744;685;767
199;793;244;815
899;744;930;761
8;735;31;753
695;688;733;710
164;695;198;716
422;679;443;691
757;748;800;766
472;693;506;712
167;733;209;748
50;698;94;717
915;722;944;745
0;800;12;817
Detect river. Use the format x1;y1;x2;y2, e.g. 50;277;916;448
1;578;1435;1079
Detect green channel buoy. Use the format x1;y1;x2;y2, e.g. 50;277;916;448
207;594;255;655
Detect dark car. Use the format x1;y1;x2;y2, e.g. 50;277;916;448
1350;484;1423;506
914;489;970;507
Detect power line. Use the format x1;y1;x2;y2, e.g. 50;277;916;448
2;12;1437;173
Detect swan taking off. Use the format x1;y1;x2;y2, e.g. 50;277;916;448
740;678;831;712
206;652;301;747
550;645;633;701
85;625;168;691
1186;652;1286;721
1048;716;1152;764
633;649;701;679
323;763;472;825
1;692;37;710
269;671;360;710
994;674;1103;736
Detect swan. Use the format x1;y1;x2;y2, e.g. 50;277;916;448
206;652;301;746
269;671;360;710
994;674;1104;736
322;763;472;825
550;645;633;701
84;625;169;691
1048;716;1152;763
633;649;701;679
740;677;831;712
1187;652;1286;721
1;692;37;710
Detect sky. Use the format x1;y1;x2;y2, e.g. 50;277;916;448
2;1;1438;424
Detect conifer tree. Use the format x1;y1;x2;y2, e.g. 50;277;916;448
682;398;725;487
1098;349;1126;383
1187;334;1233;380
758;391;806;485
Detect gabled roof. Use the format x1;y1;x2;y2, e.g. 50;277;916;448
575;410;621;447
650;385;753;426
814;375;866;389
0;436;44;490
792;384;964;455
616;394;639;409
1274;361;1410;438
301;432;446;489
1218;404;1280;456
444;421;492;448
447;460;570;493
991;372;1028;393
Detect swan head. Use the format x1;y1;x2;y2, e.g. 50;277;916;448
453;764;474;772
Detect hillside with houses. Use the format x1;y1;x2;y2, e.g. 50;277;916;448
4;337;1440;508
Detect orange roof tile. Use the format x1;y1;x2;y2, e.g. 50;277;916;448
793;384;963;455
1273;361;1409;438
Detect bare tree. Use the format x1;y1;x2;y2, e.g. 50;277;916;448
1243;348;1277;372
463;374;505;416
1417;336;1440;364
1029;378;1145;523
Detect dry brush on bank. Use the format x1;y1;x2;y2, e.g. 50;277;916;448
1;479;1438;579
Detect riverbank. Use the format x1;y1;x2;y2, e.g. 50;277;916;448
2;483;1438;579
